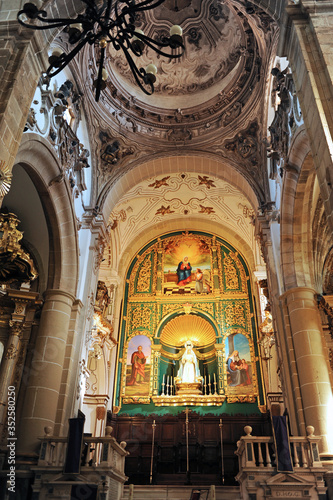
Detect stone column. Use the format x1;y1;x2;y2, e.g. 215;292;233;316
0;289;40;437
281;286;333;455
283;2;333;231
17;289;75;454
256;210;305;435
0;321;23;433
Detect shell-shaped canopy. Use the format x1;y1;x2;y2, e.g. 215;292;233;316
160;314;216;348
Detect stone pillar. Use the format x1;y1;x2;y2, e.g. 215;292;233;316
17;289;75;454
281;286;333;455
256;210;304;435
0;321;23;433
0;289;40;438
0;24;47;170
283;2;333;231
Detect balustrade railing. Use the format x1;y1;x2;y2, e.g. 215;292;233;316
235;425;323;471
38;425;128;471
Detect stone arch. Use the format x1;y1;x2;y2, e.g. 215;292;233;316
115;218;257;291
101;155;260;223
280;128;319;291
13;133;79;296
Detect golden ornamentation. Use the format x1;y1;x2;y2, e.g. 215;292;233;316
152;394;226;406
160;314;216;348
162;303;182;316
258;405;267;413
0;161;12;197
224;254;239;289
137;253;152;292
0;211;38;284
183;302;192;315
122;396;151;404
9;320;23;336
5;344;18;360
225;302;246;328
227;395;257;403
175;381;203;395
129;244;158;296
192;302;214;317
131;305;151;329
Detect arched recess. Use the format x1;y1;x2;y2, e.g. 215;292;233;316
101;155;260;223
280;128;319;292
113;230;263;412
12;133;79;296
115;218;258;291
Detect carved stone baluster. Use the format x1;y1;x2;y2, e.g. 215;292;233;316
293;442;299;467
51;442;57;466
59;442;65;467
258;442;264;467
265;442;272;467
301;442;308;467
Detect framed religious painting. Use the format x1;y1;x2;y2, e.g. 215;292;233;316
121;334;152;404
224;332;258;403
163;233;212;295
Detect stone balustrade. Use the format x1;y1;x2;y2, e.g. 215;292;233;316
38;425;127;470
235;425;327;500
235;424;322;471
32;426;129;500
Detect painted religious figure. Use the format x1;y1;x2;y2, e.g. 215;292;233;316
177;256;192;286
195;268;203;293
177;341;201;383
128;345;146;385
163;233;211;293
225;333;253;391
125;335;151;396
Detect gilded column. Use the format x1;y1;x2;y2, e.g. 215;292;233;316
281;286;333;455
17;289;75;454
215;344;225;395
211;236;220;292
151;345;162;396
156;239;163;295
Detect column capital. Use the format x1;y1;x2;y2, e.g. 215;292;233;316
9;320;24;337
280;286;317;303
42;289;76;304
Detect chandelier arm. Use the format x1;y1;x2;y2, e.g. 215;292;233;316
137;34;184;58
117;37;154;95
46;35;95;78
94;46;106;102
17;11;97;32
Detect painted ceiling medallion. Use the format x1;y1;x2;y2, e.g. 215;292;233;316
108;0;243;106
160;313;216;348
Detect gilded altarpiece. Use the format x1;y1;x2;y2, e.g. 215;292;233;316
115;232;263;412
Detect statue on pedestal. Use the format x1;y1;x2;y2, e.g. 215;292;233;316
175;341;203;395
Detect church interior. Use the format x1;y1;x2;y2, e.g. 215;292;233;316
1;0;333;499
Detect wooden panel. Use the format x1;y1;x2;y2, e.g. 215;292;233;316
109;412;271;486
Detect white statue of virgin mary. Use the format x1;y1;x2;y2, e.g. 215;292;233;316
177;341;201;383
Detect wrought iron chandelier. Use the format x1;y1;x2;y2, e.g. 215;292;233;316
18;0;184;102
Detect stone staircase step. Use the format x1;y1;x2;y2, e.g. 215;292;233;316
121;485;241;500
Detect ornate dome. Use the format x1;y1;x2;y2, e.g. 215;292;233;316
107;0;244;109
